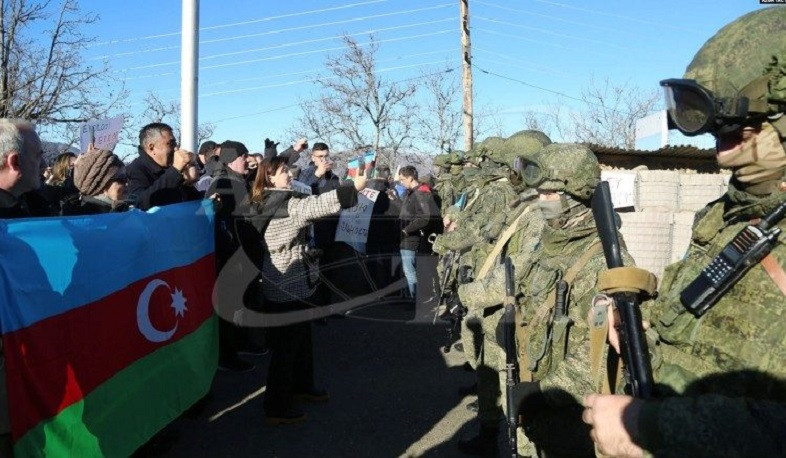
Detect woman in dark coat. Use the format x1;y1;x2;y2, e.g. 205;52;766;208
247;156;366;425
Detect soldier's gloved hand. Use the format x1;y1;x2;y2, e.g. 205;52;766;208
432;235;450;255
597;267;658;297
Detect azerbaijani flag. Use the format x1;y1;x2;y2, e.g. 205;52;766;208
0;200;218;457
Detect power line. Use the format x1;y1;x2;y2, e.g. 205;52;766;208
88;0;389;47
199;60;456;98
474;28;616;58
158;30;454;73
474;64;585;102
532;0;695;33
127;48;459;96
116;22;454;73
199;18;454;62
206;67;458;125
474;16;635;51
129;64;458;107
473;0;621;34
473;64;642;118
472;47;563;74
90;3;454;61
473;56;564;77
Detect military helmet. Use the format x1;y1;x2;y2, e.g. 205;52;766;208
496;130;551;167
660;8;786;136
523;143;600;200
446;151;464;165
433;154;449;168
476;136;505;156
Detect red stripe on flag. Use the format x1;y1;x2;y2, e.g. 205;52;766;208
3;254;216;441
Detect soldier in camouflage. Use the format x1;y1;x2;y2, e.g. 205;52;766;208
432;152;466;216
434;131;551;256
448;133;550;455
509;143;635;457
584;7;786;457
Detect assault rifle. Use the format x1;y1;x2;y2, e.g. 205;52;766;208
591;181;653;399
435;249;468;353
433;192;471;352
681;200;786;317
502;256;519;457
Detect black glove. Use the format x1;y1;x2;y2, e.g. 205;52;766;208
263;138;279;159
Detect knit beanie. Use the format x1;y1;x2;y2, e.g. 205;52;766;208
73;150;125;196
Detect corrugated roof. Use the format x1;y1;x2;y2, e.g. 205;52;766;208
586;143;716;159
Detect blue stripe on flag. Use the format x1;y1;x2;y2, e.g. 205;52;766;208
0;200;214;334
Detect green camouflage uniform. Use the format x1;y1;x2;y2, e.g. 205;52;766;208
433;153;467;215
457;201;545;436
445;133;552;452
630;8;786;456
512;144;635;457
639;185;786;456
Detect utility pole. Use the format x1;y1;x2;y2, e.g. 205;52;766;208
460;0;474;151
181;0;198;154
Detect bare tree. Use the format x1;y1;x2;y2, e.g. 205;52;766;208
291;34;418;168
0;0;125;124
134;92;216;148
570;77;659;148
473;102;508;142
523;78;659;148
415;65;462;154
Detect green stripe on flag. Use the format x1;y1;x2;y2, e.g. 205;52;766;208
14;317;218;458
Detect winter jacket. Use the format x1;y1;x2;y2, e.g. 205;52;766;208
399;183;440;252
207;167;250;268
298;163;344;248
60;194;131;215
127;152;201;210
249;186;358;304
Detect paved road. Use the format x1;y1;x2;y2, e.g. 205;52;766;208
159;300;480;458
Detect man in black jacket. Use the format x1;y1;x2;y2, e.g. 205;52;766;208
0;119;45;219
398;165;440;299
0;118;47;457
206;140;259;372
127;123;199;211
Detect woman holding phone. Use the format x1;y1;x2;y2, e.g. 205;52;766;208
245;155;367;425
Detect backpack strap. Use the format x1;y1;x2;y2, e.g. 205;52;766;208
476;205;532;280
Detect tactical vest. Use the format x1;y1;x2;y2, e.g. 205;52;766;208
650;198;786;395
516;234;605;384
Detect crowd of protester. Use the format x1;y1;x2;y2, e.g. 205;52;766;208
0;119;443;454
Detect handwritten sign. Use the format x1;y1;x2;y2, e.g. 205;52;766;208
290;180;312;195
335;188;380;245
79;116;124;152
601;170;637;208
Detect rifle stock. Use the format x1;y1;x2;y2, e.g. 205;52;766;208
591;181;653;399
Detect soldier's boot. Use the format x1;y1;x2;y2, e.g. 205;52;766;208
457;426;499;456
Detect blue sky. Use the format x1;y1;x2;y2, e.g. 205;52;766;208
76;0;768;154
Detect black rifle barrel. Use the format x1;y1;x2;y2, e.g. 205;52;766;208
503;257;518;457
591;181;653;399
761;201;786;230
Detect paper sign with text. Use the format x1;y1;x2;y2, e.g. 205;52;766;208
601;170;637;208
334;188;380;245
79;116;124;152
